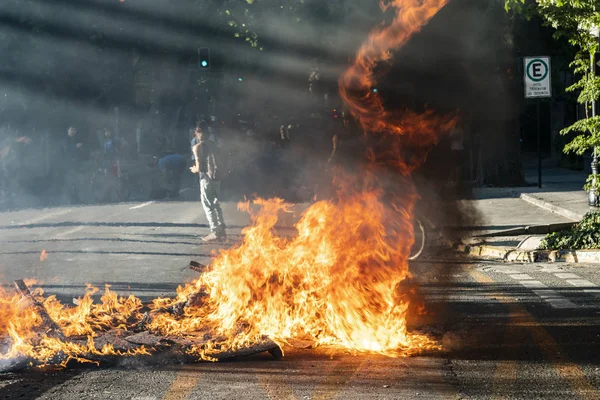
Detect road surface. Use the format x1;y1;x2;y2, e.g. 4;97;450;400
0;200;599;399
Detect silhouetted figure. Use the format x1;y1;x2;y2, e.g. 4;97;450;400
190;126;226;241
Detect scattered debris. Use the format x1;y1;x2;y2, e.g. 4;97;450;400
13;279;65;341
1;277;283;372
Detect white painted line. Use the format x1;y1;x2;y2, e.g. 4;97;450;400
539;266;564;273
520;280;547;289
509;274;534;280
129;201;155;210
20;208;73;225
532;289;578;309
518;280;578;308
565;279;597;288
583;289;600;297
554;272;581;280
496;269;522;274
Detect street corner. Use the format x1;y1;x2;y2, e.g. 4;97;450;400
456;242;600;264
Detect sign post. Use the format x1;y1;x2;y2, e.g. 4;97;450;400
524;56;552;188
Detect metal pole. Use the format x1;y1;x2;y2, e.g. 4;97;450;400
537;99;542;188
590;52;599;206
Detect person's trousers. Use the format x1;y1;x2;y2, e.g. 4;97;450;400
165;166;184;196
200;178;225;232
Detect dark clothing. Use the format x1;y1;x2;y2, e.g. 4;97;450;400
195;141;218;181
62;136;79;160
153;154;186;199
158;154;186;171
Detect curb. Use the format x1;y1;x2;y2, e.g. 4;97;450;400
472;222;575;238
508;190;584;221
457;244;600;263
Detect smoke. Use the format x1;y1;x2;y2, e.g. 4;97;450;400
0;0;520;220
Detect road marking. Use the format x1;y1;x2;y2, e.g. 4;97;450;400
17;208;73;226
509;273;533;280
517;280;578;309
562;278;600;298
496;269;522;274
566;279;596;288
129;201;155;210
539;266;564;273
162;366;200;400
554;273;581;280
585;289;600;296
506;274;578;309
519;280;546;288
531;289;578;309
469;269;599;398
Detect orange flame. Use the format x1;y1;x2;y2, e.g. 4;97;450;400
339;0;456;173
40;250;48;262
147;194;432;356
0;284;148;365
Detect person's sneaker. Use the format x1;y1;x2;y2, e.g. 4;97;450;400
201;232;219;242
216;226;227;240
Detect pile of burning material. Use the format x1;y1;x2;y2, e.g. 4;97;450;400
0;277;281;373
1;0;454;373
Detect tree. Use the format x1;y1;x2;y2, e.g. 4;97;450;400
506;0;600;196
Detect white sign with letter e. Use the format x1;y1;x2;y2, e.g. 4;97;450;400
524;56;551;98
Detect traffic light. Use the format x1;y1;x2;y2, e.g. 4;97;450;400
198;48;210;69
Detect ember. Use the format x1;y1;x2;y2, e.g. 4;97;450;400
0;0;453;370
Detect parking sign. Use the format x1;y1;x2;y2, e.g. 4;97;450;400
524;56;551;98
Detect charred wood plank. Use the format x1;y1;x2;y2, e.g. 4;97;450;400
13;279;65;341
189;261;207;273
125;331;171;348
206;337;282;360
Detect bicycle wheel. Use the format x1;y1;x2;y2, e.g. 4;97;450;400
409;217;427;261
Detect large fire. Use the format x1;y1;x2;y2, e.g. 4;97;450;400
0;0;454;367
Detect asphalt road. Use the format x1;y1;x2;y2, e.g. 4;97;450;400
0;199;599;399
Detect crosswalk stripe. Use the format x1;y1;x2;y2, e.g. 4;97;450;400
517;280;578;309
469;269;599;397
566;279;596;288
554;273;581;280
509;273;533;280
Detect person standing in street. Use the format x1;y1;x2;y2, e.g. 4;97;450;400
190;125;226;241
62;126;86;203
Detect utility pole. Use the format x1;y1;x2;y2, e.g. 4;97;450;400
588;26;599;206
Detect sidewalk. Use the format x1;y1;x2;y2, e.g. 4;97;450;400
460;162;600;263
511;161;596;221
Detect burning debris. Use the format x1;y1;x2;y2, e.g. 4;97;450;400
1;277;282;373
1;0;453;372
0;195;439;372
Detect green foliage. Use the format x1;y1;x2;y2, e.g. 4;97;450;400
584;173;600;191
540;211;600;249
506;0;600;188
